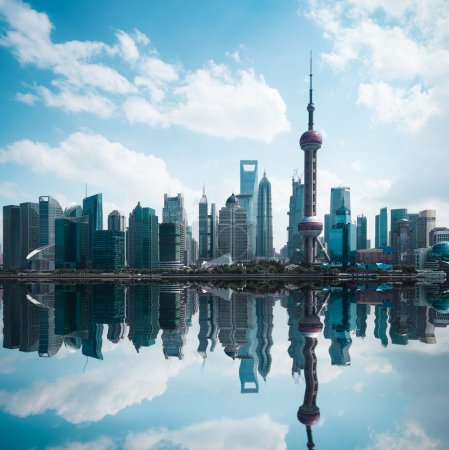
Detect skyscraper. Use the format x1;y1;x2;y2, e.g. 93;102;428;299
375;214;380;248
108;210;125;232
3;205;21;270
39;196;63;247
198;187;209;260
379;207;388;247
330;187;351;227
20;202;39;268
392;219;413;264
163;193;187;264
218;194;248;261
159;222;182;269
256;172;273;258
356;214;368;250
128;202;159;269
329;204;356;265
298;57;329;265
416;209;436;248
287;172;304;259
55;216;89;269
83;193;103;264
92;230;125;270
209;202;218;259
240;160;258;259
390;208;407;245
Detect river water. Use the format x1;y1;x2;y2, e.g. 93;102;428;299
0;282;448;450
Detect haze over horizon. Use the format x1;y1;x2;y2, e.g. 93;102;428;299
1;0;448;252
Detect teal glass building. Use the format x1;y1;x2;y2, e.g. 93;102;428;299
159;222;182;269
55;216;89;269
287;175;304;259
39;196;63;247
3;205;21;270
256;172;273;258
20;202;39;268
92;231;125;271
128;202;159;269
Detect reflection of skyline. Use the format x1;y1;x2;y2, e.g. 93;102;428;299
2;284;449;372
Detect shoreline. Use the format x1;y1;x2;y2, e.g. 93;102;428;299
0;272;418;283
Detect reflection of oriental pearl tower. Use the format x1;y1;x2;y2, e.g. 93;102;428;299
297;289;322;449
298;56;329;266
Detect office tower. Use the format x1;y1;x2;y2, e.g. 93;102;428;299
390;208;407;245
163;193;187;263
375;214;380;248
379;207;388;247
298;57;329;265
218;194;248;261
55;216;89;269
108;210;125;232
330;187;351;227
324;213;331;246
185;225;196;265
197;293;219;358
416;209;436;248
256;171;273;258
255;296;274;381
209;203;218;259
92;230;125;270
430;227;449;245
3;205;21;270
407;212;419;250
64;205;83;218
287;173;304;259
128;202;159;269
19;202;39;268
392;219;414;264
329;204;356;265
198;187;209;260
159;222;182;269
356;214;368;250
83;193;103;264
39;196;63;246
239;160;258;259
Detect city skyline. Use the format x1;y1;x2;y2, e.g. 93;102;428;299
1;0;449;252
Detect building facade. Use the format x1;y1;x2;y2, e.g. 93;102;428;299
256;172;273;258
287;174;304;259
128;202;159;269
218;194;248;261
392;219;414;264
92;230;125;270
39;196;63;247
20;202;39;268
108;210;126;232
3;205;21;270
159;222;182;269
416;209;436;248
55;216;89;269
356;214;368;250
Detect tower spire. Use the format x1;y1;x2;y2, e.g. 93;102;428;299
307;51;315;131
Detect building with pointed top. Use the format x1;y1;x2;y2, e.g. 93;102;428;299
287;173;304;260
256;171;273;258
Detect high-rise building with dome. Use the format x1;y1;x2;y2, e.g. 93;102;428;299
218;194;248;261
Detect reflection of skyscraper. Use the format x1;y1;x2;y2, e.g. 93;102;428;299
2;285;25;349
197;293;219;359
374;306;389;348
159;285;186;359
127;285;160;352
91;285;126;325
255;296;274;380
256;172;273;258
356;304;369;338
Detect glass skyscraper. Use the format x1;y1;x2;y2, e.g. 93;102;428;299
3;205;21;270
256;172;273;258
163;193;187;264
356;214;368;250
390;208;407;245
108;210;125;232
379;207;388;248
159;222;182;268
330;187;351;227
39;196;63;247
20;202;39;268
239;160;258;259
92;230;125;270
286;174;304;259
198;188;209;260
128;202;159;269
55;216;89;269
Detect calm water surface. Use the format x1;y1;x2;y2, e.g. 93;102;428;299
0;283;448;450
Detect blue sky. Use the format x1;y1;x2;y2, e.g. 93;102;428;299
1;0;448;251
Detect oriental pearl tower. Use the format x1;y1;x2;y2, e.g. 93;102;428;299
298;55;330;266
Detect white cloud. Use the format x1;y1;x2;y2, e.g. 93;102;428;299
364;360;393;374
0;0;290;142
366;420;439;450
125;415;288;450
352;381;366;393
350;160;364;172
15;91;37;104
0;131;188;219
47;437;117;450
306;0;449;132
